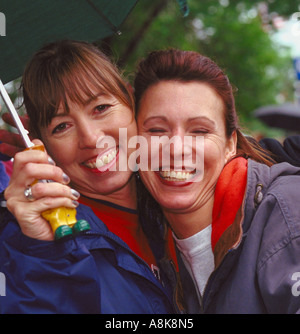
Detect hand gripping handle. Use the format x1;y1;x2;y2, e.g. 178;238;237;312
0;79;90;239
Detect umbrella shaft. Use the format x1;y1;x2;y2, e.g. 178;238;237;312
0;79;33;148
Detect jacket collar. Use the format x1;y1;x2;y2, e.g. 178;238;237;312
212;158;300;268
211;157;248;268
243;159;300;233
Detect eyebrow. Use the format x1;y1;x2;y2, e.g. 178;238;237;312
143;115;216;127
52;92;109;118
82;92;108;106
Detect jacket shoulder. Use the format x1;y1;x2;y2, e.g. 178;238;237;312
245;161;300;264
254;171;300;273
267;173;300;237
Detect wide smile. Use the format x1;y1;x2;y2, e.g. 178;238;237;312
155;168;198;186
81;148;119;173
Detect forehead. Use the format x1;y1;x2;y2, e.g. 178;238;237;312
138;80;225;121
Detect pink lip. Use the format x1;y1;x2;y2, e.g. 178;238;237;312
154;171;193;187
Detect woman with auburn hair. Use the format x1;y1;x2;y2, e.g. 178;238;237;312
134;49;300;314
0;40;177;314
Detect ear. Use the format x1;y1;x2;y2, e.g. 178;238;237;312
225;130;237;163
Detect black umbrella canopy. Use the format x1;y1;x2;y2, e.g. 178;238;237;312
0;0;138;84
254;103;300;132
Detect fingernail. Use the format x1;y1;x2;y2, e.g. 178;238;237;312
63;173;70;184
71;189;80;200
72;200;79;207
48;156;55;165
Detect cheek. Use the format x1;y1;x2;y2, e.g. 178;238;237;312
204;138;227;167
117;109;137;131
126;120;138;142
45;140;77;168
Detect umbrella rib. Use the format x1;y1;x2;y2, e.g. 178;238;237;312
85;0;121;34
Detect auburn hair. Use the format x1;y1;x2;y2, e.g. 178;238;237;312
134;49;274;166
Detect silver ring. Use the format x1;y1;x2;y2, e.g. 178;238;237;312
24;186;34;201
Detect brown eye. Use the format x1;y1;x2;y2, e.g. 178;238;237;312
95;104;111;114
52;123;68;134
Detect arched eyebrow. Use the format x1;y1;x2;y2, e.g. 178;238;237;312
82;92;110;106
143;116;216;128
187;116;216;127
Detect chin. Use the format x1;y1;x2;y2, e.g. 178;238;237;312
156;194;197;213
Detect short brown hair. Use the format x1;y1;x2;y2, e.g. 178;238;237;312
21;40;134;138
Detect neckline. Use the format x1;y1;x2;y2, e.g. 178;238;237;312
80;195;138;215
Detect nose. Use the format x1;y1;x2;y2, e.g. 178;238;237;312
171;127;186;155
159;128;186;169
78;119;105;149
170;128;203;171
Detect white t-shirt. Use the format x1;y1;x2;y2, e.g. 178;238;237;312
173;224;214;299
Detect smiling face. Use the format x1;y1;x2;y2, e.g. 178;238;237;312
22;40;139;205
41;91;137;200
137;80;237;217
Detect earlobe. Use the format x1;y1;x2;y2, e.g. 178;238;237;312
225;131;237;163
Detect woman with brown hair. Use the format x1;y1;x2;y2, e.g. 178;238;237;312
134;49;300;313
2;45;300;314
0;40;177;314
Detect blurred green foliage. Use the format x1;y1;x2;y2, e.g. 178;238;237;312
1;0;299;139
109;0;299;138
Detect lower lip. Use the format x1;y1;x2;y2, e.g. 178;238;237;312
81;150;119;174
155;171;194;187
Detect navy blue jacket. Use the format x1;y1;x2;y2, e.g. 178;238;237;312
0;161;9;192
0;203;176;314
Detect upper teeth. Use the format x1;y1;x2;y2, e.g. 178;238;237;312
160;170;194;181
84;149;117;169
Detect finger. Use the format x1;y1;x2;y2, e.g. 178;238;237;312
8;149;69;191
0;142;22;158
21;220;54;241
7;196;79;223
31;182;80;201
14;142;54;166
6;200;54;241
13;148;51;168
19;197;79;241
0;129;26;150
2;112;30;129
21;163;70;186
14;212;54;241
28;196;80;214
31;139;45;149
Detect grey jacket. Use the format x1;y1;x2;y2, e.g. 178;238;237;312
180;159;300;314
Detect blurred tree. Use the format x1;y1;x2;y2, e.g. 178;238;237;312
2;0;299;137
108;0;299;137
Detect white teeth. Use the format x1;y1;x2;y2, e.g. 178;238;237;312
96;150;116;169
84;149;117;169
159;170;194;181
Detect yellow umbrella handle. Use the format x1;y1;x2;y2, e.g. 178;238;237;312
27;145;90;240
0;80;90;240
